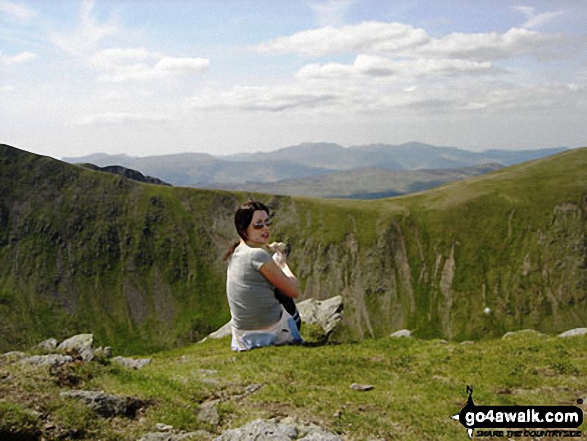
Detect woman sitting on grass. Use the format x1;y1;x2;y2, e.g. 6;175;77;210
223;199;303;351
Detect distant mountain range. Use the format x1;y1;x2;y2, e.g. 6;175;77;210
212;163;505;199
63;142;568;198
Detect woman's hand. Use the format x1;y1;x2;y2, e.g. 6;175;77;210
272;249;287;268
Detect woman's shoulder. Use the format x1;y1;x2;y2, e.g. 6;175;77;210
235;242;266;253
236;243;271;267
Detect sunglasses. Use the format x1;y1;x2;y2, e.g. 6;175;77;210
252;219;272;229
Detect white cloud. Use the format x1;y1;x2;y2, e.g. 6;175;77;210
91;47;209;82
1;85;15;92
49;0;119;55
297;55;498;80
513;6;565;29
422;27;564;61
191;85;348;112
195;11;578;122
71;112;171;126
190;74;586;117
255;21;565;61
255;21;430;56
0;1;37;22
523;11;565;29
0;50;36;65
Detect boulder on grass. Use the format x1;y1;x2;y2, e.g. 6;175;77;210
57;334;94;361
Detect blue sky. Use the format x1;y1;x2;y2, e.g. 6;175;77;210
1;0;586;158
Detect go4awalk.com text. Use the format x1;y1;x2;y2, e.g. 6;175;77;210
473;429;582;438
452;386;583;438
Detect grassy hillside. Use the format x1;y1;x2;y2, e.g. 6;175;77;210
278;149;586;341
1;332;586;440
0;144;240;353
0;144;586;354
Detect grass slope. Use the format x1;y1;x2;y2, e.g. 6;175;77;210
0;145;240;353
1;144;586;355
1;332;586;440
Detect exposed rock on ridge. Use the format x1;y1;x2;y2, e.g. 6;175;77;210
82;163;171;186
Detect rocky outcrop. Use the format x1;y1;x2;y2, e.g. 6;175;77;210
82;163;171;186
204;296;344;343
60;390;146;418
390;329;412;338
502;329;545;339
16;333;152;370
20;354;73;367
139;431;214;441
558;328;587;338
57;334;94;361
112;356;152;369
297;296;343;337
213;418;342;441
203;322;232;341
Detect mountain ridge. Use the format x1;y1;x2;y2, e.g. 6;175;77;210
62;142;568;191
1;143;585;353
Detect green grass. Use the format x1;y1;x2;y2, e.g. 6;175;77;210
1;332;586;440
1;144;586;355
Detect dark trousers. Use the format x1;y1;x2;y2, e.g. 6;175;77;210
274;289;301;330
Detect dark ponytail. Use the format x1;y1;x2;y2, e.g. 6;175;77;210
223;241;240;261
223;199;270;261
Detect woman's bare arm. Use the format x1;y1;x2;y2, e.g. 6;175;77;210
259;259;300;299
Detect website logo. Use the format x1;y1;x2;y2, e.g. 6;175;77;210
451;386;583;438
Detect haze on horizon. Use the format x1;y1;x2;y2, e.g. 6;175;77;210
1;0;586;159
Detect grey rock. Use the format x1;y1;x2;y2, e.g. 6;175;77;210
244;384;264;395
0;351;26;362
156;423;174;432
60;390;144;418
20;354;73;367
37;338;59;352
558;328;587;338
201;321;233;342
57;333;94;361
299;432;343;441
297;296;344;336
140;435;177;441
390;329;412;338
94;347;113;359
214;419;298;440
280;417;342;440
112;356;152;369
196;369;220;376
204;295;344;342
350;383;374;392
84;164;172;187
140;432;213;441
180;432;214;441
198;401;220;426
502;329;544;339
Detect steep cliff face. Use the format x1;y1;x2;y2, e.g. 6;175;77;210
270;150;587;342
0;144;585;352
0;145;238;352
